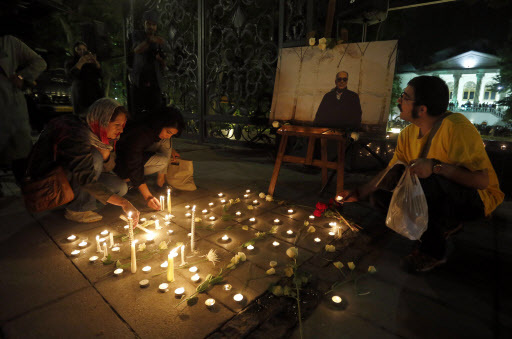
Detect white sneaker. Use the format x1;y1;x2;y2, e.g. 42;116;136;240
64;209;103;223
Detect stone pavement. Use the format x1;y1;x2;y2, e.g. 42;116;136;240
0;139;511;339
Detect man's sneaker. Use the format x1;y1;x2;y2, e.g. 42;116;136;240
64;209;103;223
402;250;447;273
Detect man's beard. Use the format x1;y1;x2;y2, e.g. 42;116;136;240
397;103;402;112
336;87;345;93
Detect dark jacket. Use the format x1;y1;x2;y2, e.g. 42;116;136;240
314;88;362;129
114;125;161;187
65;56;103;112
27;115;114;204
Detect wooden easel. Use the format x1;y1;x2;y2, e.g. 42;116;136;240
268;125;346;196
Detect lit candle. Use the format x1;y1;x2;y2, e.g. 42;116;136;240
220;199;226;204
159;283;169;292
160;196;165;211
209;216;216;221
146;231;155;242
233;294;244;302
205;298;215;308
329;231;335;236
272;241;280;247
243;194;249;198
208;202;214;207
274;218;280;224
142;266;151;273
89;256;98;263
314;237;321;243
95;235;101;252
124;225;129;229
287;209;294;214
78;241;87;248
167;229;174;235
175;287;185;296
128;212;137;273
221;234;229;241
218;193;224;197
112;246;120;252
114;268;123;276
102;242;108;259
223;284;232;291
247;245;254;250
332;296;342;304
67;235;76;241
191;206;196;252
246;189;251;193
252;200;258;205
100;230;108;236
139;279;149;288
202;209;208;214
329;222;337;227
235;211;241;216
185;205;191;209
140;217;147;223
286;230;293;235
335;195;343;202
109;232;114;248
160;261;168;268
180;245;186;266
167;249;177;282
249;217;256;223
167;188;172;215
309;215;315;220
71;250;80;256
189;266;198;273
191;274;200;282
185;212;191;218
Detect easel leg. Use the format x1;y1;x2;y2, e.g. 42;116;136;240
268;135;288;196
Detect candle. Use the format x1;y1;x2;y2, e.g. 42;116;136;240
78;241;87;248
180;245;186;266
185;212;191;218
167;229;174;235
167;249;177;282
155;219;160;229
189;266;198;273
112;246;120;252
223;284;232;291
221;234;229;241
233;294;244;302
124;225;129;229
220;199;226;204
287;209;294;214
247;245;254;250
329;231;335;236
335;195;343;202
272;241;280;247
67;235;76;241
286;230;293;235
205;298;215;308
109;233;114;248
185;205;191;209
146;232;155;242
175;287;185;296
243;194;249;198
208;202;214;207
160;196;165;211
274;218;280;224
202;209;208;214
160;261;168;268
191;206;196;252
140;217;147;223
128;212;137;273
218;193;224;197
249;217;256;223
329;222;337;227
332;296;342;304
102;242;108;259
235;211;241;216
167;188;172;214
95;235;101;252
139;279;149;288
314;237;321;243
246;189;251;193
142;266;151;273
159;283;169;292
252;200;258;205
191;274;200;282
114;268;123;276
70;250;80;256
309;215;315;220
100;230;108;236
89;256;98;263
209;216;216;221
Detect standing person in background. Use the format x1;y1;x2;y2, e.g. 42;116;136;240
0;34;46;181
65;41;103;118
131;9;169;121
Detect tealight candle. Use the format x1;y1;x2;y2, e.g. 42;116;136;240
249;217;256;223
202;209;208;214
185;205;191;209
205;298;215;307
218;193;224;197
146;232;155;242
335;195;343;202
160;261;168;268
139;279;150;288
185;212;191;218
332;296;342;304
247;245;254;250
89;256;98;262
112;246;120;252
124;224;129;229
189;266;198;273
286;230;293;235
287;209;294;214
329;231;335;236
314;237;321;243
309;215;315;220
167;230;174;235
114;268;123;276
140;218;147;223
209;216;216;221
175;287;185;296
272;241;280;247
235;211;241;216
329;222;337;227
100;230;109;236
208;202;214;207
246;189;251;193
142;266;152;273
191;274;200;282
274;219;280;224
78;241;87;248
67;235;77;241
233;294;244;302
159;283;169;292
252;200;258;205
243;194;249;198
221;235;229;241
220;199;226;204
223;284;232;291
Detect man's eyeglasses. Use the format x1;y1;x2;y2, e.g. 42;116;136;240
336;77;348;82
400;92;415;102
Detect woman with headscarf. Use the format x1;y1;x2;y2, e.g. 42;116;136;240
115;106;185;210
65;41;103;117
26;98;139;223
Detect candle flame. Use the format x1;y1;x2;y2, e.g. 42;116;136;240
128;211;132;218
192;205;196;211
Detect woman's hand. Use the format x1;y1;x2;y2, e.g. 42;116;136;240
171;149;180;162
121;199;140;226
146;196;162;210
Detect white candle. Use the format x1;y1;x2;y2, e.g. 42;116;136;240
309;215;315;220
67;235;76;241
202;209;208;214
233;294;244;302
218;193;223;197
314;237;321;243
100;230;108;236
189;266;198;273
223;284;232;291
102;242;108;259
329;231;336;236
287;209;294;214
205;298;215;307
329;222;337;227
272;241;280;247
112;246;120;252
332;296;342;303
185;212;191;218
71;250;80;256
220;199;226;204
95;235;101;252
247;245;254;250
146;232;155;242
78;241;87;248
175;287;185;296
167;249;177;282
155;219;160;229
243;194;249;198
167;188;172;214
139;279;149;288
191;206;196;252
249;217;256;223
142;266;151;273
235;211;241;216
246;189;251;193
159;283;169;292
286;230;293;235
208;202;214;207
274;219;280;224
191;274;200;282
185;205;191;209
89;256;98;262
128;212;137;273
140;217;147;223
167;229;174;235
252;200;258;205
160;261;168;268
124;224;129;229
221;234;229;241
109;233;114;248
160;196;165;211
114;268;123;276
209;216;216;221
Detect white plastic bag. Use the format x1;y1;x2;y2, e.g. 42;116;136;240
385;168;428;240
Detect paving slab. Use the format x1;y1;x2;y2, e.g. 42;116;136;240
2;287;135;339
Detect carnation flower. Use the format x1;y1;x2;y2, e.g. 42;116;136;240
316;202;328;211
325;244;335;252
265;195;273;202
205;249;219;265
348;262;355;270
272;121;280;128
237;252;247;262
270;261;277;267
272;285;284;296
318;43;327;51
247;205;254;210
259;192;266;198
307;226;316;233
350;131;360;141
266;268;276;275
319;37;327;44
138;243;146;252
286;247;298;258
309;37;316;46
313;209;322;217
333;261;344;270
304;220;309;226
368;266;377;274
284;266;294;277
242;225;249;231
194;217;201;223
158;241;168;250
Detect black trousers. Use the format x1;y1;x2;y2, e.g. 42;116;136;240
371;174;485;259
132;85;163;122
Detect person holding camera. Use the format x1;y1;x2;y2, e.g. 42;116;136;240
131;9;170;121
65;41;104;118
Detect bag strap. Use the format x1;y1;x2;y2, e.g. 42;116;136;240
419;111;451;158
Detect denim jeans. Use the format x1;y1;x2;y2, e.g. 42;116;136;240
371;173;485;259
67;148;128;212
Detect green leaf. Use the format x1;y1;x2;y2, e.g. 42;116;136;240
242;240;255;247
222;214;234;221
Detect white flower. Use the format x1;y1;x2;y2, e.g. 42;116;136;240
137;243;146;252
247;205;254;210
194;217;202;223
234;198;241;203
286;247;298;259
325;244;335;252
350;132;360;141
237;252;247;262
368;266;377;274
319;37;327;44
229;199;234;205
255;232;265;238
270;226;278;234
205;249;219;265
304;221;309;227
242;225;249;231
318;43;326;51
309;37;316;46
270;261;278;267
272;121;280;128
272;285;284;296
307;226;316;233
333;261;344;270
259;192;266;199
158;241;168;250
265;195;273;202
348;262;356;270
266;268;276;275
284;266;294;277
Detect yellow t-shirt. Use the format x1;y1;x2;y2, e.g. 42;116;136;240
388;112;504;216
